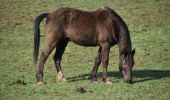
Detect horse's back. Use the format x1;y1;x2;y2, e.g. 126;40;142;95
45;7;118;46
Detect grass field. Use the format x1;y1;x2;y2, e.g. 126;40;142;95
0;0;170;99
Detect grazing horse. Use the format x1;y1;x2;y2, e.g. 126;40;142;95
33;7;135;85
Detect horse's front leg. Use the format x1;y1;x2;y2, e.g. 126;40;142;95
90;46;102;81
101;43;112;84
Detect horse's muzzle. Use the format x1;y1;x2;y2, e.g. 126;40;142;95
124;78;133;84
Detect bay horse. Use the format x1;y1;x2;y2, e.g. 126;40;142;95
33;7;135;85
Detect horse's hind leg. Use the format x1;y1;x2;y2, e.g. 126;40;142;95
53;39;68;82
90;46;102;81
36;33;57;85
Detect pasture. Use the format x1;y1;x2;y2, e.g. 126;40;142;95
0;0;170;99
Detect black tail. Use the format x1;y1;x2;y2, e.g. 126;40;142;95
33;13;48;65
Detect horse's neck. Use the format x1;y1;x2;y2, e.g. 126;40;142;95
118;31;132;56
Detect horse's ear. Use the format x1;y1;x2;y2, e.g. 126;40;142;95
132;49;135;56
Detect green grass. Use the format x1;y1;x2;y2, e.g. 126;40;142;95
0;0;170;99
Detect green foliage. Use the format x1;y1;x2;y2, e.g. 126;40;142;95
0;0;170;99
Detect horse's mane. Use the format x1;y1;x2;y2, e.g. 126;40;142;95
104;7;132;54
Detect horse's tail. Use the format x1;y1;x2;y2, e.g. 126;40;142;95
33;13;48;65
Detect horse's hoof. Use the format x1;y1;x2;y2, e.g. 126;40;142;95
90;75;97;81
56;77;67;83
56;71;67;83
62;78;68;83
106;81;112;85
90;76;97;81
37;81;44;85
106;79;112;85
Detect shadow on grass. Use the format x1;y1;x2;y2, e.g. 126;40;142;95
67;70;170;83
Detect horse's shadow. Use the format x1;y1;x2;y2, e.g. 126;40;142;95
67;70;170;83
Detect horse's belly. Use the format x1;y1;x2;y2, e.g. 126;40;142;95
72;41;98;46
70;35;99;46
65;26;99;46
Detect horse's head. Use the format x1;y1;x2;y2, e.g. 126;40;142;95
119;49;135;84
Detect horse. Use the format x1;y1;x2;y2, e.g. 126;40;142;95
33;7;135;85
